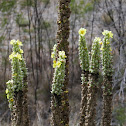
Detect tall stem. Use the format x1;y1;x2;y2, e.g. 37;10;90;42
85;37;101;126
101;30;113;126
78;28;89;126
51;0;71;126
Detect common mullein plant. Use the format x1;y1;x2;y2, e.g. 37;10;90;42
101;30;113;126
51;0;71;125
6;40;29;126
6;40;23;109
51;44;67;126
85;37;101;126
78;28;90;126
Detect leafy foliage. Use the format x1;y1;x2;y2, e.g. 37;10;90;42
0;0;16;12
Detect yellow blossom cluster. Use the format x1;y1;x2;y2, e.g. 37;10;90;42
9;52;22;60
10;39;23;46
52;51;67;68
100;30;113;52
78;28;86;36
6;39;27;110
51;44;67;95
20;49;24;53
59;51;67;58
102;30;113;38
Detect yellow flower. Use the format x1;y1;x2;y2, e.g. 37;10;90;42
17;40;23;46
51;52;55;58
64;90;69;93
16;53;22;60
53;60;57;68
102;30;113;38
10;40;23;46
9;54;13;59
102;30;108;36
9;52;15;59
7;94;9;99
78;28;86;36
10;98;14;102
109;31;113;38
99;41;103;45
59;51;67;58
53;60;56;64
106;42;110;44
56;61;62;68
53;63;57;68
9;52;22;60
58;21;61;23
10;40;16;45
20;49;23;54
110;48;112;51
100;45;104;50
6;89;9;94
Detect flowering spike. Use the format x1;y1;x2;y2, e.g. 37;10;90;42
102;30;113;38
10;39;23;46
78;28;89;71
78;28;87;36
101;30;113;76
101;30;113;126
90;37;101;74
51;45;66;95
6;39;29;125
78;28;90;126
